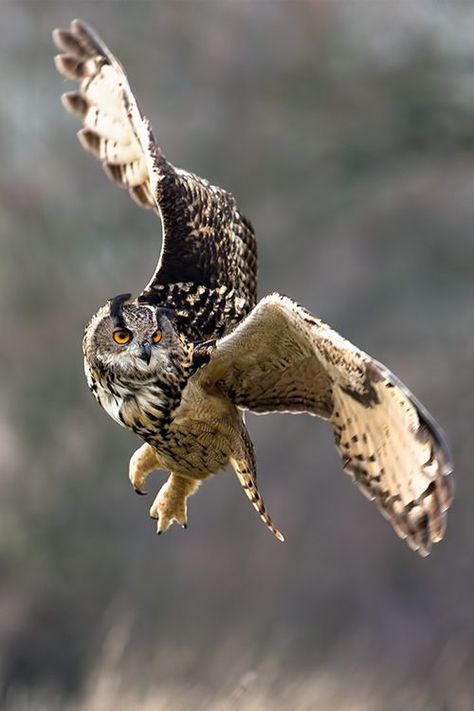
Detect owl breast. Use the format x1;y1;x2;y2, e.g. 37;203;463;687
85;360;241;477
85;359;172;432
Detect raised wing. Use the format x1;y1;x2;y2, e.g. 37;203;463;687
200;293;454;556
53;20;257;339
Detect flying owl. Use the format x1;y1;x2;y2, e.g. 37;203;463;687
53;19;453;556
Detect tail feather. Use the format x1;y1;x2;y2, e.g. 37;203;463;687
230;456;284;543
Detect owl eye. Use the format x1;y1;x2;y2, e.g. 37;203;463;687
152;329;162;344
113;328;132;345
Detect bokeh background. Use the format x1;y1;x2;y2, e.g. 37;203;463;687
1;1;474;708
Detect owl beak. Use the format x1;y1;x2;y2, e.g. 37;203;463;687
139;341;152;365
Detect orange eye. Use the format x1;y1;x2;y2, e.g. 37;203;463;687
113;329;132;345
152;329;162;344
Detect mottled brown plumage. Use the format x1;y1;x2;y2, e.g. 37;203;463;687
54;20;453;554
53;19;256;341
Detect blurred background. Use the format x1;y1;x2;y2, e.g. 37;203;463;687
1;1;474;708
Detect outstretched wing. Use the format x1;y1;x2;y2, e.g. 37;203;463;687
200;293;454;556
53;20;257;340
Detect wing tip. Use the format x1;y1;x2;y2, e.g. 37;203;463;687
70;19;114;64
395;456;453;557
54;53;87;81
53;20;97;64
70;18;90;32
70;18;98;44
53;19;108;62
51;27;66;49
77;127;100;156
335;362;454;557
61;91;87;116
374;359;454;555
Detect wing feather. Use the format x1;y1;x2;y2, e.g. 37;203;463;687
53;20;257;336
200;293;453;555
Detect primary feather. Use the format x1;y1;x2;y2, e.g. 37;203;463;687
53;19;257;342
201;295;453;556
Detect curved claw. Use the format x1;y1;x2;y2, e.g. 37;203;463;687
133;486;148;496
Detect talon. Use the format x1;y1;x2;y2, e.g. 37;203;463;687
128;443;159;498
157;518;172;535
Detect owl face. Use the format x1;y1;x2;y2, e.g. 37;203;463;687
83;296;183;382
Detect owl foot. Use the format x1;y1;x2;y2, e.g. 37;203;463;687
129;443;161;495
150;474;201;534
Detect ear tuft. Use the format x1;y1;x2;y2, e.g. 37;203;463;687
109;292;132;324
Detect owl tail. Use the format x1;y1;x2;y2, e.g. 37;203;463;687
230;455;284;542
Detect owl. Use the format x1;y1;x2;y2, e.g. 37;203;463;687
53;20;453;556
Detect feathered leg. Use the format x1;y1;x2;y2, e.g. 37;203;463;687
128;442;161;495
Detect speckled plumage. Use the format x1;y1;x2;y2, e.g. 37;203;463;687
54;20;453;555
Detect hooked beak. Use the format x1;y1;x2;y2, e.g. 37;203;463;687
139;341;152;365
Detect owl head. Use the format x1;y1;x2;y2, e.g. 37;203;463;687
83;293;188;382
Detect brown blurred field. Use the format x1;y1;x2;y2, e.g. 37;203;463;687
1;1;474;708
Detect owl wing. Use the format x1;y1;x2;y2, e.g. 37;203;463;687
53;20;257;339
200;293;453;556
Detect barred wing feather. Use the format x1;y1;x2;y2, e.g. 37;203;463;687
53;20;257;334
202;294;453;556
